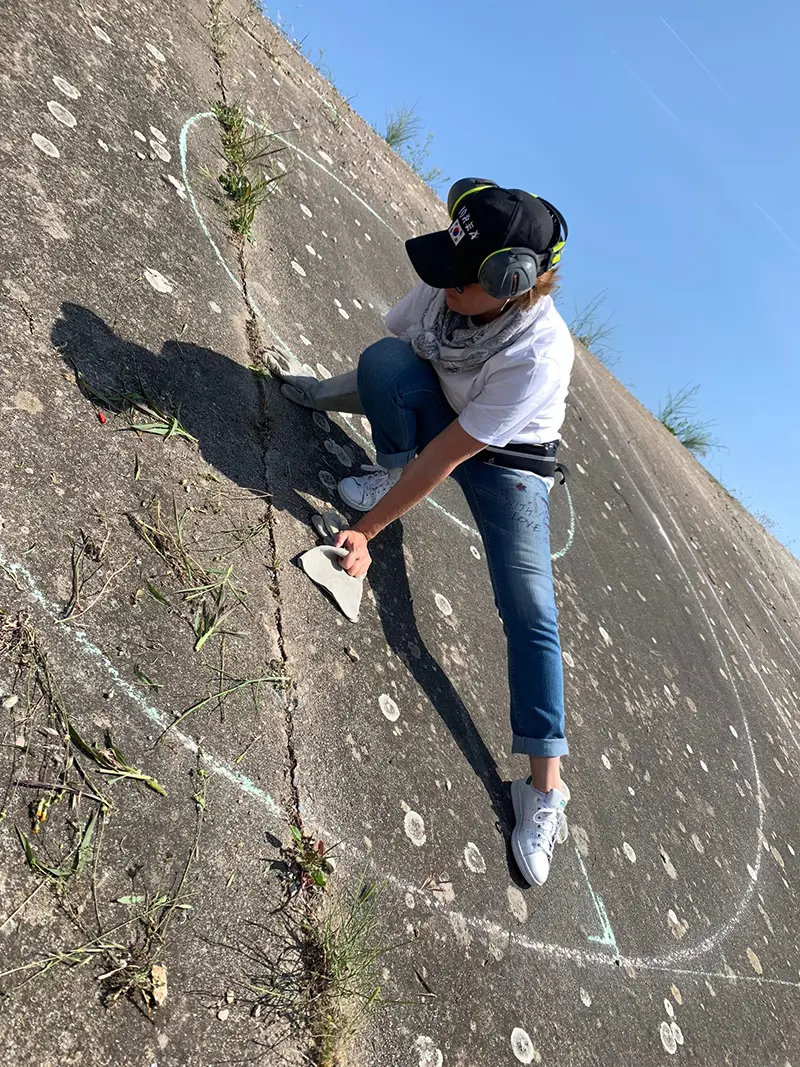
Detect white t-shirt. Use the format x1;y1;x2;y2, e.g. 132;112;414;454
384;282;574;448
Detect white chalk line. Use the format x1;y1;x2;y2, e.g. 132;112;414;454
0;553;283;819
179;112;576;563
4;549;798;992
577;353;772;968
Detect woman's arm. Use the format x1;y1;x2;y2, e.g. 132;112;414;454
334;420;484;576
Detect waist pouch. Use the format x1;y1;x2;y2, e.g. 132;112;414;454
478;440;569;483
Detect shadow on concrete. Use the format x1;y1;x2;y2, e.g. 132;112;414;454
51;303;517;850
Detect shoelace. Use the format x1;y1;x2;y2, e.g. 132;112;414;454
356;464;392;488
530;805;564;858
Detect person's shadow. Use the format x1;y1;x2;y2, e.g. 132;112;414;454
52;304;518;856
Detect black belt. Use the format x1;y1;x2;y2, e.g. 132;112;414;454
478;439;569;483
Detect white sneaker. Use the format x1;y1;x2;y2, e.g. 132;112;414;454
510;778;569;887
338;465;402;512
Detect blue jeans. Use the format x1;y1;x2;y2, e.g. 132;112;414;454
357;337;567;758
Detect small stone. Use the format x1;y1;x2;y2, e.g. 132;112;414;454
3;694;20;710
150;962;168;1007
217;1007;230;1021
344;646;360;663
225;990;235;1004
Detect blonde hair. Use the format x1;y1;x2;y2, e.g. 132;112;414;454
509;267;559;310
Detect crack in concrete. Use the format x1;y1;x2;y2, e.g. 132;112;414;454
205;0;302;830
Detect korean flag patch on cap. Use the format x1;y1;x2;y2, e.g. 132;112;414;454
448;219;465;245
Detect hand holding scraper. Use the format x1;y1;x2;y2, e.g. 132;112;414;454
298;512;364;623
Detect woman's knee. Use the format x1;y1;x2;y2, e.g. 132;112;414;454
497;570;559;633
357;337;428;394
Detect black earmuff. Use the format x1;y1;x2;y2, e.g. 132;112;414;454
447;177;499;219
446;179;568;300
478;248;542;301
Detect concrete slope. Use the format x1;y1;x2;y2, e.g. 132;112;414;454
1;3;799;1066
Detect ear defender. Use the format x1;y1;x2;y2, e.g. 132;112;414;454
477;248;541;301
447;177;499;219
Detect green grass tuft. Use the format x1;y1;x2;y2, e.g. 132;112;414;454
210;101;287;239
657;384;720;457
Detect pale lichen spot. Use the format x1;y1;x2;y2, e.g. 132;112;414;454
463;841;486;873
47;101;77;128
434;593;452;617
660;1021;677;1054
31;133;60;158
149;140;171;162
12;390;44;414
53;76;80;99
378;694;399;722
506;885;527;922
166;174;186;199
144;268;173;294
403;810;426;846
412;1036;443;1067
746;947;763;975
510;1027;538;1064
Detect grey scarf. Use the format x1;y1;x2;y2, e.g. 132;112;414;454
408;289;535;374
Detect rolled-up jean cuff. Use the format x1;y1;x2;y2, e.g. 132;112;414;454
512;734;569;758
375;447;416;469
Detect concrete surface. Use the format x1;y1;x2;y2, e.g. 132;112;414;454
1;2;800;1065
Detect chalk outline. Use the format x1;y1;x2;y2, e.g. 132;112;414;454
58;109;774;982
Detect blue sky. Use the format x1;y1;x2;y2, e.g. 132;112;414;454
268;0;799;550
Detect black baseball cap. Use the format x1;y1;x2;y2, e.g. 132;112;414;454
405;184;560;289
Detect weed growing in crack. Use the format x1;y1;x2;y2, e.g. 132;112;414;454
210;100;287;240
248;866;399;1067
288;824;336;894
299;878;389;1065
